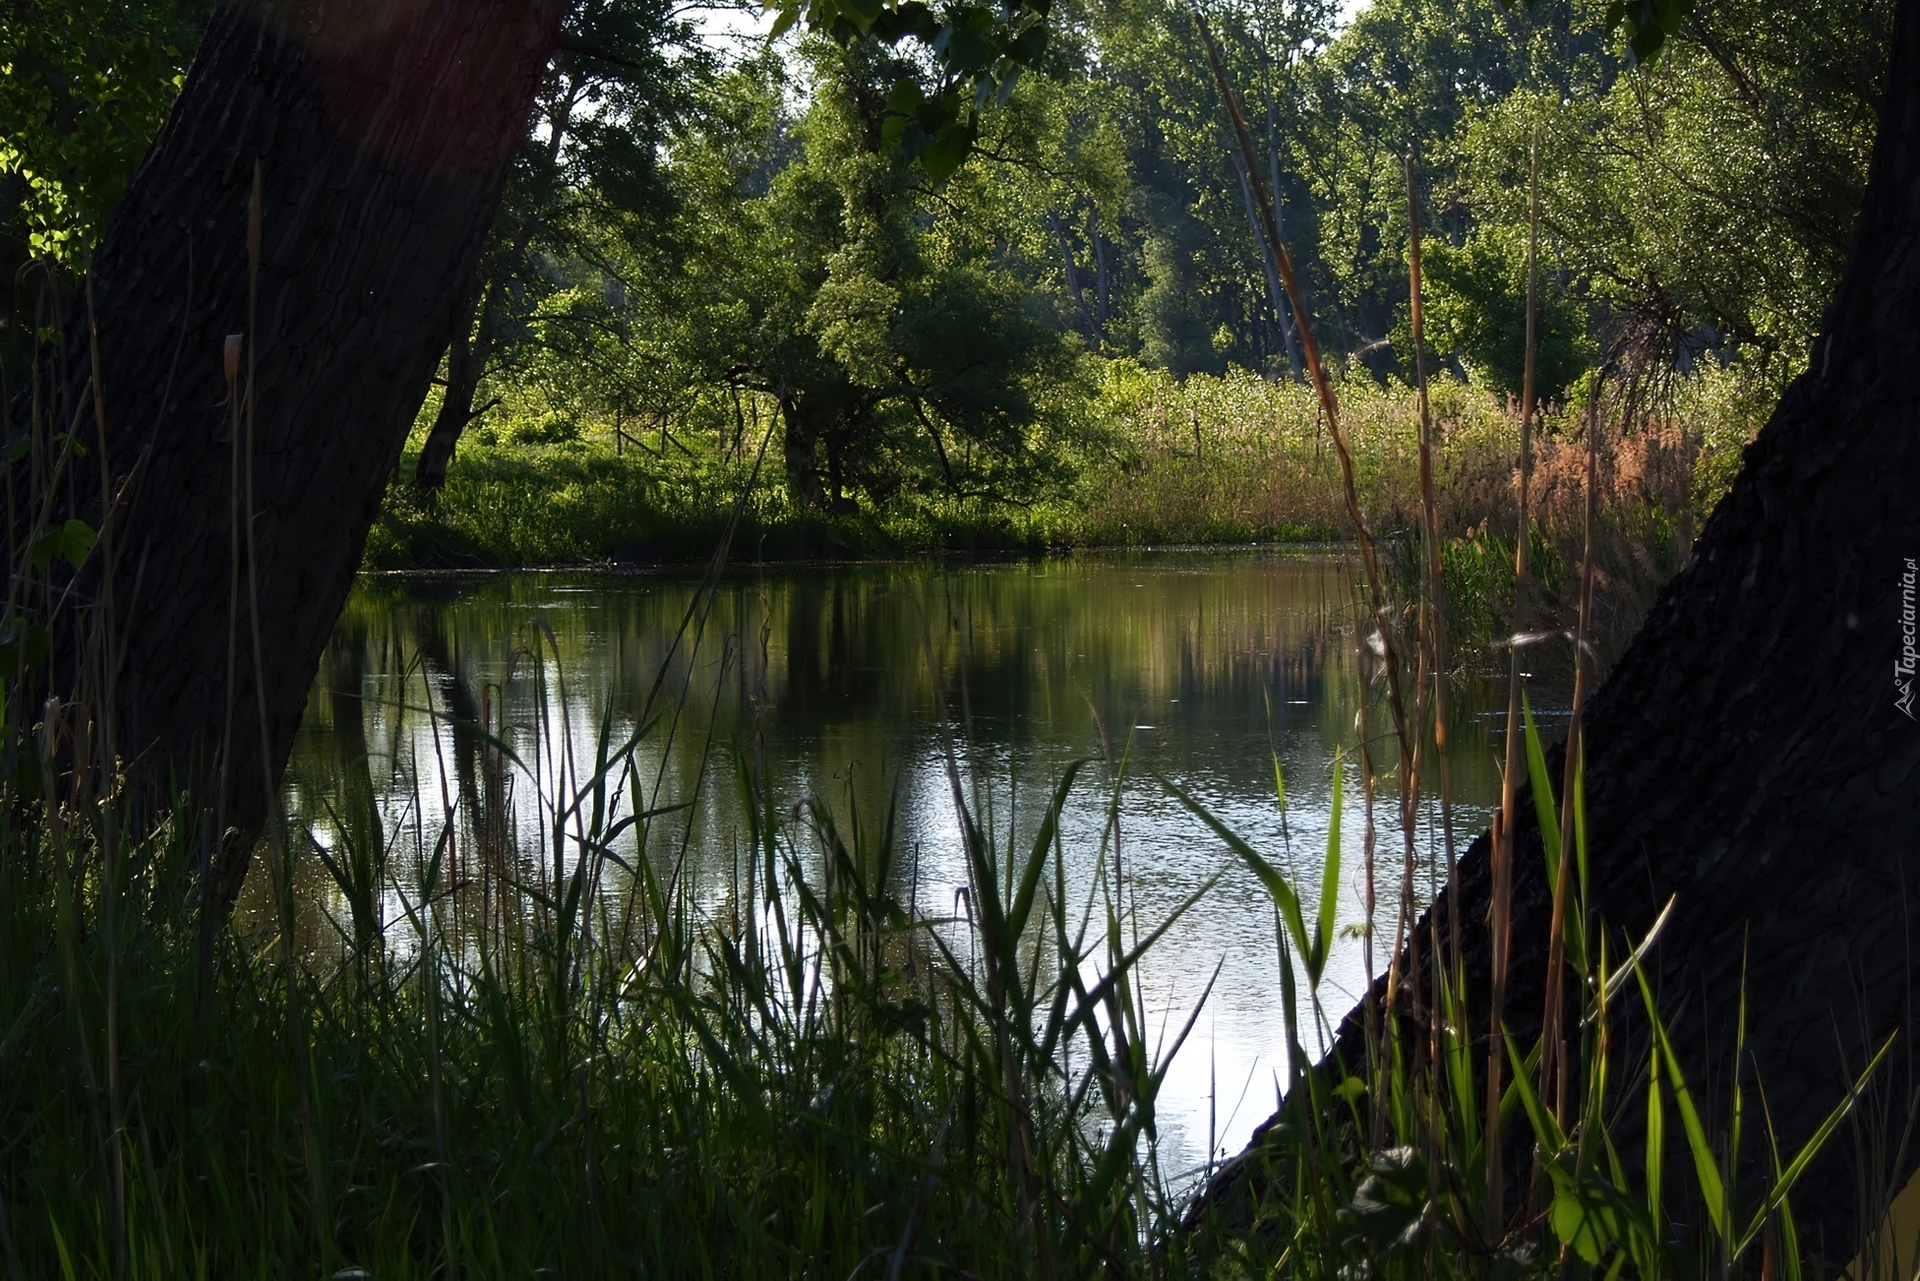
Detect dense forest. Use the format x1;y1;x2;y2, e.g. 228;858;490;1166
3;0;1888;543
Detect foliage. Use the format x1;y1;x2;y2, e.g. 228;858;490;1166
1417;226;1594;401
0;0;207;378
497;40;1086;515
373;361;1750;681
0;0;206;265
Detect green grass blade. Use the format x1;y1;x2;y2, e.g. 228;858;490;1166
1504;1027;1566;1153
1153;769;1309;973
1313;757;1342;981
1523;692;1560;886
1635;961;1727;1241
1009;758;1092;942
1733;1030;1896;1260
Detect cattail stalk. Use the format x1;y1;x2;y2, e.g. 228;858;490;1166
1541;364;1608;1123
1345;567;1383;1143
1489;122;1542;1242
1405;152;1460;983
1406;146;1456;1236
1189;0;1424;1084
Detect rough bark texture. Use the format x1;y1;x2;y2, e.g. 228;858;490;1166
16;0;564;896
1200;0;1920;1260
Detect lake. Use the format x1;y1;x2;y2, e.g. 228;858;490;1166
282;549;1518;1180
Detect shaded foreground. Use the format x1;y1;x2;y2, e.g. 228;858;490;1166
0;611;1883;1275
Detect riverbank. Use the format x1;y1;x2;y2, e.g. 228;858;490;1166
369;361;1764;661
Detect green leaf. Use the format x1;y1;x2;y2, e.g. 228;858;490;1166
1007;757;1090;941
845;0;885;30
1523;692;1560;881
918;120;973;183
1155;768;1311;976
28;518;96;570
1732;1031;1896;1260
1647;1028;1666;1223
884;78;926;115
1335;1148;1428;1254
1551;1183;1615;1265
1635;962;1727;1238
1313;756;1342;978
1504;1027;1566;1153
60;518;97;567
1009;23;1047;63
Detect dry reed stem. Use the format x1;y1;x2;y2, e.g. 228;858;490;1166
1405;152;1460;985
84;275;128;1281
1540;365;1609;1125
1343;565;1386;1148
1190;2;1426;1099
1489;123;1542;1241
1406;146;1457;1234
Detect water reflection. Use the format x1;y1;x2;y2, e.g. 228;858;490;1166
282;551;1513;1176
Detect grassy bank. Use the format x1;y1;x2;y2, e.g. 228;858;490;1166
369;359;1762;654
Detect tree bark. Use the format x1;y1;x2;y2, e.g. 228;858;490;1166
14;0;564;903
1200;0;1919;1259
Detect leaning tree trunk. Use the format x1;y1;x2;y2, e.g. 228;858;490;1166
1568;0;1919;1244
1201;0;1918;1260
415;274;505;496
12;0;564;904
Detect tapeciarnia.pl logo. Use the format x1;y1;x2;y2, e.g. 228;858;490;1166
1900;557;1918;719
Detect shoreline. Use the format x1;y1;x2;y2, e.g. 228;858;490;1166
358;536;1362;579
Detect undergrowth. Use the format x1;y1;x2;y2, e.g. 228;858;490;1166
368;361;1760;668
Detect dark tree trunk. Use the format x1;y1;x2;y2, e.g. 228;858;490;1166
1227;147;1303;380
1203;0;1919;1259
781;393;830;512
415;276;505;496
14;0;563;902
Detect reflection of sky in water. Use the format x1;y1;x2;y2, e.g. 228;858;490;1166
285;551;1519;1183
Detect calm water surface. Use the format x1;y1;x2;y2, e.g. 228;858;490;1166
286;550;1519;1177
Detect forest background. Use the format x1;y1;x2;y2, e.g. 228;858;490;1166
0;0;1893;630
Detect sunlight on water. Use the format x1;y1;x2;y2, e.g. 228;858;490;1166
283;549;1517;1176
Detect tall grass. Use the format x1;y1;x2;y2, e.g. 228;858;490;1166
2;626;1235;1276
4;591;1884;1278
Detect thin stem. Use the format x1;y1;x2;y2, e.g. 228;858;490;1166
1490;122;1542;1243
1405;150;1460;988
1542;365;1609;1124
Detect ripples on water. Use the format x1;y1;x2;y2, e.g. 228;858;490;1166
280;550;1525;1174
